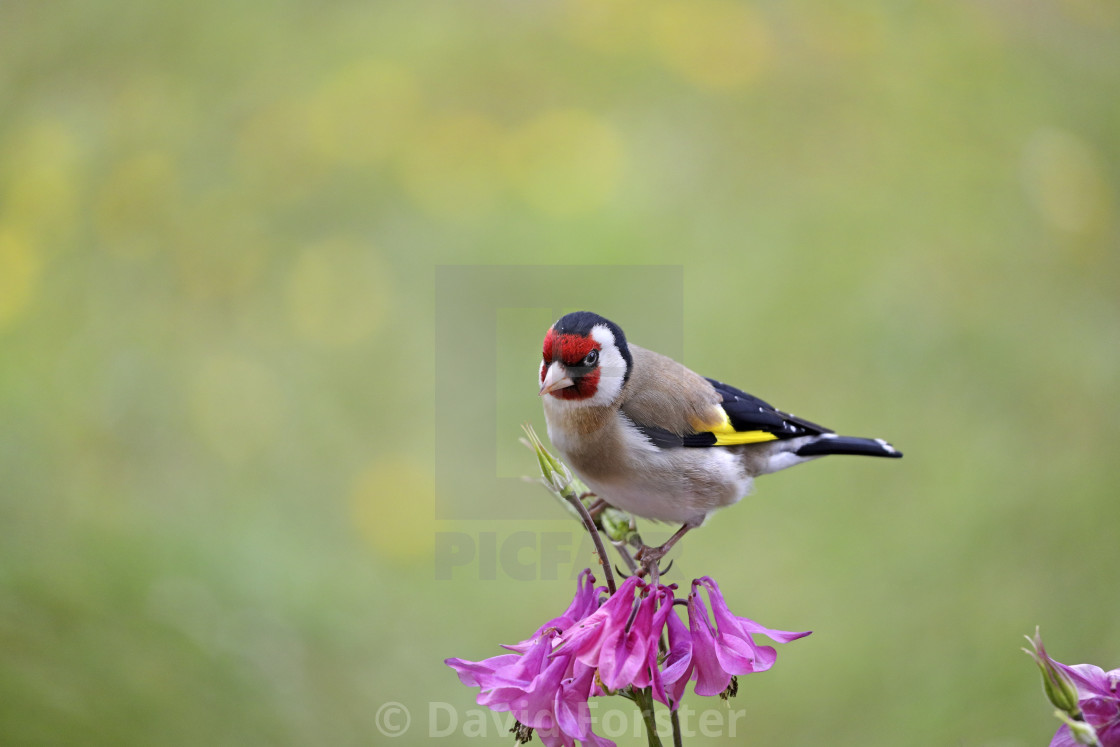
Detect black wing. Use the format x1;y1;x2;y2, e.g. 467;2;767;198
707;378;832;439
634;378;832;448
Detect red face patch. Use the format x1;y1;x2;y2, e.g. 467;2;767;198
552;368;601;400
541;329;602;400
542;330;599;367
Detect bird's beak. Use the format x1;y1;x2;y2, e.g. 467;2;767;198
539;362;575;396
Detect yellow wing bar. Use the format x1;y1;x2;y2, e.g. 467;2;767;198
705;409;778;446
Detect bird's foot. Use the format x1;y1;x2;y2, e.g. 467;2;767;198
630;522;695;586
580;495;607;519
634;545;674;586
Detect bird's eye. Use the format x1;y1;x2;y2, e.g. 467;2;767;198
582;349;599;367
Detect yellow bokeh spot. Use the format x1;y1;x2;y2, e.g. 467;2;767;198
308;59;421;166
2;120;81;244
95;150;179;258
0;224;41;328
398;112;504;222
1022;128;1114;238
652;0;772;90
190;354;285;463
350;457;434;562
285;238;389;347
505;109;623;216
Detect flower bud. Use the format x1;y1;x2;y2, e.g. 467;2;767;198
523;423;584;513
599;506;634;543
1052;711;1101;747
1024;628;1081;718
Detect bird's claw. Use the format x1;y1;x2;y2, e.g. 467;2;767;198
633;545;674;585
616;558;672;581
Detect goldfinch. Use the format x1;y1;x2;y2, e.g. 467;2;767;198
539;311;901;565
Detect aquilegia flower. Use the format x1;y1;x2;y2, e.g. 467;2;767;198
1056;665;1120;747
447;571;620;747
554;576;676;693
446;570;810;745
665;576;812;702
1026;629;1120;747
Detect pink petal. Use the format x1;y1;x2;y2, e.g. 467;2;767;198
1095;720;1120;747
658;609;695;708
483;652;569;729
554;662;596;739
555;576;643;666
580;730;619;747
640;586;677;693
734;616;813;645
659;606;693;685
536;726;577;747
687;593;731;697
489;634;553;688
503;570;607;653
1048;724;1079;747
1059;662;1115;700
700;576;810;645
444;654;520;688
712;630;773;674
600;590;655;691
1081;696;1120;727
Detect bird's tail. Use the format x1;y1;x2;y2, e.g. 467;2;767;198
795;434;902;459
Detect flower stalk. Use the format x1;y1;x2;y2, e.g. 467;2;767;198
632;686;664;747
563;489;618;596
522;424;642;573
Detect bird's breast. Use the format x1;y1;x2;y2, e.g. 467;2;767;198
542;402;752;524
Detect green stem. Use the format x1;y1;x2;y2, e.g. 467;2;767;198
632;687;664;747
563;492;617;595
658;632;684;746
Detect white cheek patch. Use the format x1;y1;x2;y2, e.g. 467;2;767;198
539;359;546;383
588;324;626;406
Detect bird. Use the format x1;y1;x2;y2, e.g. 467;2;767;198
538;311;901;572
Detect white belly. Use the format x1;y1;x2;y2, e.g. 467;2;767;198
579;448;752;524
545;410;752;524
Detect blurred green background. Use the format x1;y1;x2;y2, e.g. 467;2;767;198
2;0;1118;745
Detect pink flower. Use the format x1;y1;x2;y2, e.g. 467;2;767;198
656;604;695;709
449;631;613;746
447;572;618;746
447;569;811;743
1049;660;1120;747
675;577;812;699
553;575;643;667
596;583;675;692
1025;629;1120;747
554;577;676;693
503;569;606;654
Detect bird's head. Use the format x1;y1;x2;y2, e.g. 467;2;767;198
539;312;632;406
